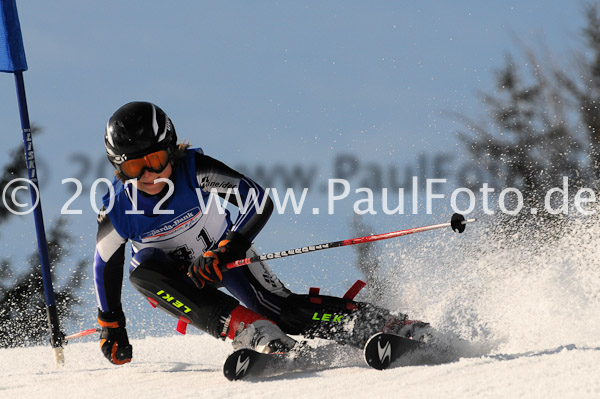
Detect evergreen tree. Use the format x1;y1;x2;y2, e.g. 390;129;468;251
557;2;600;180
458;55;586;210
0;130;86;347
457;3;600;233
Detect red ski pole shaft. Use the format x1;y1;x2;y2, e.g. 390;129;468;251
226;213;476;270
64;328;100;342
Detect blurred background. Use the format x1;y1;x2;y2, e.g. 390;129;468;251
2;1;598;346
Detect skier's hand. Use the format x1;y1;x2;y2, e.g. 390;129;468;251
98;309;132;365
188;231;250;288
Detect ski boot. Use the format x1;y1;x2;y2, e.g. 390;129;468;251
233;320;297;353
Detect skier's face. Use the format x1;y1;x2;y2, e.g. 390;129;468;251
135;163;173;195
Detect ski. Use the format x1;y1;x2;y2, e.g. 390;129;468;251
223;332;426;380
222;342;336;381
223;348;278;381
363;332;425;370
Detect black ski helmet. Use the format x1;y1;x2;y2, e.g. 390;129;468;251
105;101;178;171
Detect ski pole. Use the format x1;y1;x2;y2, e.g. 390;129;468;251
64;328;100;343
226;213;476;269
66;215;475;340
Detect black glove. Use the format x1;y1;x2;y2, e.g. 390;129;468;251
98;308;132;365
188;231;251;288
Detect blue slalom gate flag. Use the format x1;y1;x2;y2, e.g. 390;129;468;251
0;0;28;72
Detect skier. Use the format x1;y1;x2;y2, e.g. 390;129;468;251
94;101;428;365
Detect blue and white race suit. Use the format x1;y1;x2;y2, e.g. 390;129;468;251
93;148;290;328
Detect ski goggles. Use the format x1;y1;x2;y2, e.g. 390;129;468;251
120;150;170;179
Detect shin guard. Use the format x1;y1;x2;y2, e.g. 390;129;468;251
278;283;403;348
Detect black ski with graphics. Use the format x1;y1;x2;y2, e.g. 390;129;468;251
222;333;426;380
363;332;425;370
222;342;342;381
223;348;281;381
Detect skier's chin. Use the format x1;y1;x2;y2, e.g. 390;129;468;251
138;180;165;195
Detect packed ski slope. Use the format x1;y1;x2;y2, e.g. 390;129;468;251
2;215;599;399
2;333;599;399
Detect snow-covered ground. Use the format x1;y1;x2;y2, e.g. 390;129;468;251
2;215;600;398
2;334;599;399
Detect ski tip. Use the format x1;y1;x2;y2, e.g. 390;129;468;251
364;333;391;370
223;348;259;381
364;332;425;371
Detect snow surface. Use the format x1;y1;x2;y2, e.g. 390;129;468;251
2;216;600;398
1;334;599;399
